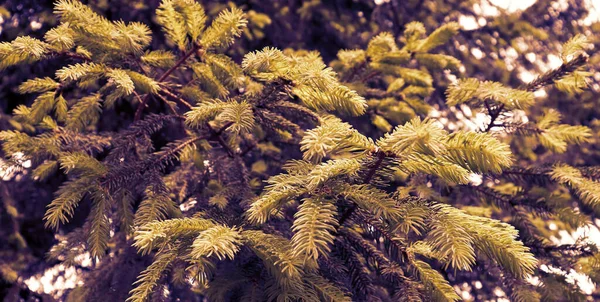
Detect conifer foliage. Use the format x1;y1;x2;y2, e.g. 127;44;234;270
0;1;599;301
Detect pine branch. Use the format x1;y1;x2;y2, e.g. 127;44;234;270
190;225;242;261
304;273;352;302
128;245;177;302
501;167;553;186
353;209;408;262
44;177;95;230
336;240;377;299
153;135;209;170
246;164;309;224
291;197;338;263
468;185;551;213
444;132;512;173
524;54;588;92
550;163;600;215
7;3;596;300
337;183;401;221
578;166;600;181
243;230;303;288
133;217;215;255
411;259;460;301
100;129;213;194
426;204;476;271
362;149;386;184
484;53;588;132
340;227;408;282
133;176;178;227
148;122;231;171
88;187;111;259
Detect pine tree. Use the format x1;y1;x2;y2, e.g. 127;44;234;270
1;0;599;301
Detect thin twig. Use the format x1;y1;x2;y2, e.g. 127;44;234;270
157;44;201;83
360;71;381;83
52;50;92;62
240;137;260;157
159;86;193;110
341;61;367;83
337;150;387;228
362;150;387;184
155;135;210;165
207;122;236;158
483;54;588;132
153;93;179;115
134;44;201;121
389;0;403;36
484;104;504;132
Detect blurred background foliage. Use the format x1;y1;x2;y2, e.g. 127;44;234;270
0;0;599;301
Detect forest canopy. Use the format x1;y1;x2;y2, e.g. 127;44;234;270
0;0;600;301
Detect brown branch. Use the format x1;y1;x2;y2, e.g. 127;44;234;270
389;0;403;36
240;139;259;157
360;71;381;83
158;44;201;83
159;86;193;110
207;122;236;158
341;61;367;83
132;90;146;110
101;122;234;192
155;135;209;165
362;150;387;184
337;150;387;228
51;50;92;62
484;104;504;132
134;44;201;121
153;93;179;115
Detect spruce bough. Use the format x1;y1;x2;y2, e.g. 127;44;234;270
0;1;598;301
